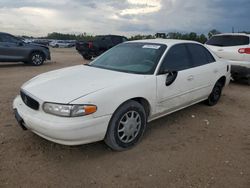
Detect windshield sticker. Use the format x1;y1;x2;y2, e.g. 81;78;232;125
142;45;161;49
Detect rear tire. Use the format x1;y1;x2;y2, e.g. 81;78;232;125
29;52;45;66
205;81;223;106
105;100;147;151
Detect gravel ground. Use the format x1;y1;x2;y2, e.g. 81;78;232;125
0;48;249;188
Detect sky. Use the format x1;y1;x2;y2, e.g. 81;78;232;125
0;0;249;37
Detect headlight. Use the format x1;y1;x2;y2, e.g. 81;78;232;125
43;103;97;117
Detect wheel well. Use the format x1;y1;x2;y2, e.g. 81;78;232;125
130;97;151;117
217;76;226;87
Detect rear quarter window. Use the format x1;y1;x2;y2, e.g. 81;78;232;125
206;35;250;47
187;44;214;67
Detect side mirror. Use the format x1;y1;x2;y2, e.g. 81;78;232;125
165;70;178;86
158;66;178;86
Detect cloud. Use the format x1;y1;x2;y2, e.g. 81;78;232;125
0;0;249;36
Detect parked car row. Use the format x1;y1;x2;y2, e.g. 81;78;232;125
0;31;249;150
49;40;75;48
1;32;249;85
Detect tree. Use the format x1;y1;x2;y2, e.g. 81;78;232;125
208;29;221;38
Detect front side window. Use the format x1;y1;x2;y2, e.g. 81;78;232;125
206;35;250;47
187;44;212;67
89;43;167;74
160;44;191;72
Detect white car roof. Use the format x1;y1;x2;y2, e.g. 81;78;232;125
127;39;201;46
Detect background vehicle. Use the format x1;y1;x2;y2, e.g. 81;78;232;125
205;33;250;83
0;32;51;66
13;39;230;151
75;35;128;60
49;40;75;48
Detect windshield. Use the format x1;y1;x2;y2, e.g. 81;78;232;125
89;42;167;74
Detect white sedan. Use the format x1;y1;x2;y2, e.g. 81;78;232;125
13;39;231;151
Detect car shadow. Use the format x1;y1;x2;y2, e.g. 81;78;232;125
27;103;203;162
0;62;30;68
231;79;250;86
0;61;54;68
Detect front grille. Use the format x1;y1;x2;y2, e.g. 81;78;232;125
20;91;39;110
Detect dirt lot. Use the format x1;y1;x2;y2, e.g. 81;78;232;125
0;48;249;188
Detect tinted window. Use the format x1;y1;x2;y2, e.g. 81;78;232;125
204;48;216;63
187;44;211;67
206;35;249;47
160;44;191;72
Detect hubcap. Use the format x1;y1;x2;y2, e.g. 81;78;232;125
32;54;43;65
117;111;141;143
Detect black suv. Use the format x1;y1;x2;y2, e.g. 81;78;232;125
0;32;51;66
76;35;128;60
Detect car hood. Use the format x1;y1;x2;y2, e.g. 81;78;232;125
22;65;140;103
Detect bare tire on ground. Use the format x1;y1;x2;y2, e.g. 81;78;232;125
105;100;147;151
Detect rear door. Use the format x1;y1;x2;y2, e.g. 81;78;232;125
206;35;249;61
186;43;219;100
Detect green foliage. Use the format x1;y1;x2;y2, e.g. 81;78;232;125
166;32;208;43
208;29;221;38
128;34;155;41
46;32;94;41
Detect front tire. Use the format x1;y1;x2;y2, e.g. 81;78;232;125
105;101;147;151
206;81;223;106
29;52;45;66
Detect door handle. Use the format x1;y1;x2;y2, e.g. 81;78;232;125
187;75;194;81
218;49;224;52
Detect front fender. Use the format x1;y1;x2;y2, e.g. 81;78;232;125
70;76;157;118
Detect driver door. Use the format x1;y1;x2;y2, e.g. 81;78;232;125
155;44;195;115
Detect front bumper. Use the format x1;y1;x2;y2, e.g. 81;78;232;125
13;95;111;145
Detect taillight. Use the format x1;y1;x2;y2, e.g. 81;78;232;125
238;48;250;54
88;42;93;49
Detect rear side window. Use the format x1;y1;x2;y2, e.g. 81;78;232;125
160;44;192;71
187;44;213;67
206;35;250;47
